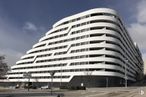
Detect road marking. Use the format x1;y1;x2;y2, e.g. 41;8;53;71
140;89;144;95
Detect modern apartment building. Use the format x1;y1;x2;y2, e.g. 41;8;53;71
6;8;144;87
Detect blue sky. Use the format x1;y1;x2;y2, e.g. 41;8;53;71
0;0;146;66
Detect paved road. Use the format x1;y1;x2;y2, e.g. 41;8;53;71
0;87;146;97
63;87;146;97
0;92;63;97
0;89;64;97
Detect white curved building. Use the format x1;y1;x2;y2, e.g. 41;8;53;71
7;8;143;87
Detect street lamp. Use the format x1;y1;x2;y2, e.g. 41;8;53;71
23;72;31;91
60;65;63;87
84;69;92;87
125;60;128;88
50;71;55;95
106;77;109;87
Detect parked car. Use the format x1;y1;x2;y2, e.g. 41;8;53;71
41;85;49;89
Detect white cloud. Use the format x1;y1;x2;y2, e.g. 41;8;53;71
0;10;47;66
22;22;46;35
23;22;38;32
0;12;43;66
0;16;25;66
0;48;23;66
128;0;146;60
128;23;146;49
137;0;146;23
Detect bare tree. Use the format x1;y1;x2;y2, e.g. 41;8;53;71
0;55;9;78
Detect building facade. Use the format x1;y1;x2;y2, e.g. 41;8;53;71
144;60;146;75
7;8;144;87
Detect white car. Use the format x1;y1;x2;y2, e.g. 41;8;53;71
41;85;49;89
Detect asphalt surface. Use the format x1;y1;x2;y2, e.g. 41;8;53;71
63;87;146;97
0;92;62;97
0;87;146;97
0;89;64;97
0;93;62;97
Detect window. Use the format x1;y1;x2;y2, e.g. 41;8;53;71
89;54;103;57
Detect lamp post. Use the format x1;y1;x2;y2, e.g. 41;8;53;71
84;68;92;87
23;72;31;91
125;60;128;88
106;77;108;87
50;71;55;95
60;65;62;87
